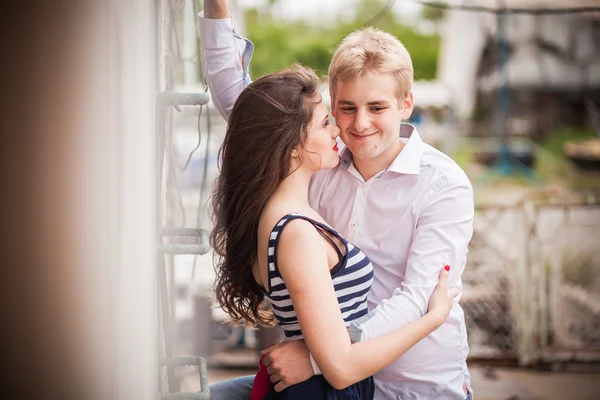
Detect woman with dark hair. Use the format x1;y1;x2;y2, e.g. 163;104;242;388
209;64;458;400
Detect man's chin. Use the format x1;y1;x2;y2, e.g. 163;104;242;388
344;142;368;156
349;150;378;163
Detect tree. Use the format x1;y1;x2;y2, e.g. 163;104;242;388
245;0;440;81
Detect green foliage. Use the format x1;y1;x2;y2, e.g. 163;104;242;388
534;125;598;184
421;5;445;22
244;0;440;82
537;125;596;158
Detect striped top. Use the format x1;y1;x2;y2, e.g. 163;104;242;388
263;213;374;339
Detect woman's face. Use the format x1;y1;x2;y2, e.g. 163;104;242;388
299;97;341;172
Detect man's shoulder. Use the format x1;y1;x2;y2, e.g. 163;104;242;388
419;143;471;188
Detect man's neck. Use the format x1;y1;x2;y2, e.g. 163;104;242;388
354;139;404;182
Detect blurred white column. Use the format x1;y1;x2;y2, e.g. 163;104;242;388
112;0;158;398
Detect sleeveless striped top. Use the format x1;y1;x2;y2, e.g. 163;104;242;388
263;213;374;339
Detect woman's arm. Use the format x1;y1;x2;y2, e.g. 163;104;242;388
277;220;456;390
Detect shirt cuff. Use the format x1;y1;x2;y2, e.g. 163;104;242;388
197;11;236;49
348;310;377;342
348;321;365;343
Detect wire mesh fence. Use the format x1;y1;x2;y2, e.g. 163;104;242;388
464;197;600;364
464;205;520;359
540;202;600;362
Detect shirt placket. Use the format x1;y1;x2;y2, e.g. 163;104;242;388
346;181;369;243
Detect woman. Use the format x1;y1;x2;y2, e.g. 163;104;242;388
210;65;457;399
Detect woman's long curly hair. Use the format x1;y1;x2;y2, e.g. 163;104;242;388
210;65;320;326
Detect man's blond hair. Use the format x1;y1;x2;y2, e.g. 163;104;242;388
328;27;414;102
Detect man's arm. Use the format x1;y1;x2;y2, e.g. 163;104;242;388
351;175;474;342
266;176;473;385
199;0;253;120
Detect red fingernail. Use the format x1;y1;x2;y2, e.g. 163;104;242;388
445;265;450;271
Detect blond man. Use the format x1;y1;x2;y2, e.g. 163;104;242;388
199;1;474;399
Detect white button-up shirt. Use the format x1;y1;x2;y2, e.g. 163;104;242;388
199;14;474;400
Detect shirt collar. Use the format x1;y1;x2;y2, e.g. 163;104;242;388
339;123;424;175
387;124;424;175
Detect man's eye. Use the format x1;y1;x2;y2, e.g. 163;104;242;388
371;107;385;112
341;108;355;112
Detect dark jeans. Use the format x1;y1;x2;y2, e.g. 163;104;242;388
265;375;374;400
208;375;471;400
209;374;254;400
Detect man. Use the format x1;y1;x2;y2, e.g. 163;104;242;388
199;1;474;399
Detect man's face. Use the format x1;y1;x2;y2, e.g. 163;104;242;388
332;71;413;170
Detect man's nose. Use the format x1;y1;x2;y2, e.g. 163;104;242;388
331;123;341;139
353;109;371;132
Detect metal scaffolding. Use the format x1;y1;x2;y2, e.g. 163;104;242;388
156;0;211;398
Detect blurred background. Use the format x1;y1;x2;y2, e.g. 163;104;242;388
2;1;599;400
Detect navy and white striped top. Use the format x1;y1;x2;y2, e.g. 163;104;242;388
263;213;374;339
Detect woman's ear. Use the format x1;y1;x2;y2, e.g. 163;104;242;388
289;147;302;173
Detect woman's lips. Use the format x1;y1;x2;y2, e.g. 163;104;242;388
333;144;339;151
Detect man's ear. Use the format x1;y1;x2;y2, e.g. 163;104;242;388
401;90;414;120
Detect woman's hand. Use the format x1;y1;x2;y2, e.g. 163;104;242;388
427;266;459;327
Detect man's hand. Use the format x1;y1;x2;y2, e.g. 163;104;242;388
204;0;229;19
261;339;314;392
